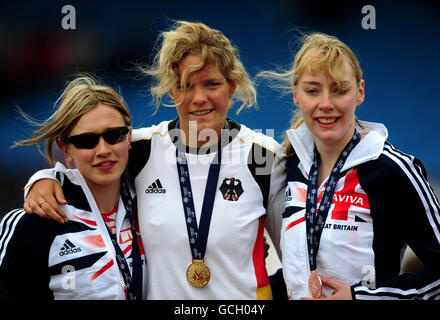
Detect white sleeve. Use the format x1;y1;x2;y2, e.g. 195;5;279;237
23;168;57;200
265;149;286;260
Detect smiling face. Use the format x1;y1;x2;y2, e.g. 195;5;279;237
293;60;365;153
58;103;131;194
171;54;236;147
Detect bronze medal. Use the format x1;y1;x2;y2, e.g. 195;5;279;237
305;131;361;299
186;260;210;288
308;270;322;298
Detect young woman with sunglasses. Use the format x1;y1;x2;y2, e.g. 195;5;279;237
22;21;286;300
0;76;146;299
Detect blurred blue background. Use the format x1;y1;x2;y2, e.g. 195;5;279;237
1;0;439;212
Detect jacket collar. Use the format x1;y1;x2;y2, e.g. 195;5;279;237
54;162;92;212
286;120;388;174
53;162;136;214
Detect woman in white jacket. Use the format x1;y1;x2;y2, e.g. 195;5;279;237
260;32;440;300
0;76;146;299
19;21;285;300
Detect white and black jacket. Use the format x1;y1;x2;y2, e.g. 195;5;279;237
281;120;440;300
20;119;286;300
0;162;147;300
128;118;285;299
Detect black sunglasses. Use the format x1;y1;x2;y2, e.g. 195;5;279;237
62;126;130;149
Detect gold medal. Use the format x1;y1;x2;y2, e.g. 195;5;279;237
186;259;210;288
308;270;322;298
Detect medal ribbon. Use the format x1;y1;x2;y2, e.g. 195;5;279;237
175;121;226;261
104;177;143;300
305;129;361;271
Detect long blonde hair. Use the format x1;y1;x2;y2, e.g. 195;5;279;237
13;75;131;165
140;20;257;113
257;33;364;155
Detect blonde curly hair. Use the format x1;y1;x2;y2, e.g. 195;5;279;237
141;20;257;113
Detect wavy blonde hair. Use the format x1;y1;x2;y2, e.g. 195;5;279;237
13;75;131;165
257;32;363;155
140;20;257;113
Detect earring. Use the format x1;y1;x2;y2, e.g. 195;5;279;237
66;157;73;168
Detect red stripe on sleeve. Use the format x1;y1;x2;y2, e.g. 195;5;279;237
285;216;305;232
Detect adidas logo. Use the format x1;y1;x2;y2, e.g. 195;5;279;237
285;187;293;202
59;239;82;256
145;179;166;194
